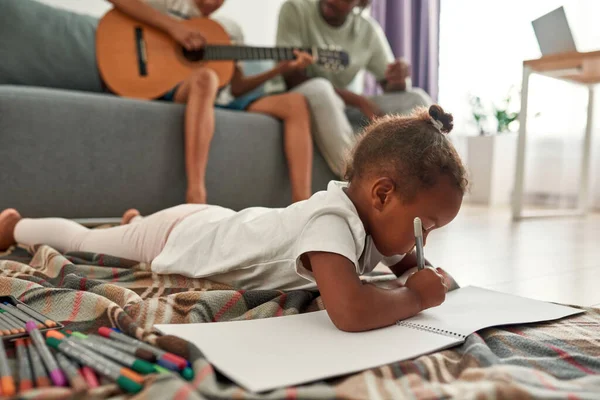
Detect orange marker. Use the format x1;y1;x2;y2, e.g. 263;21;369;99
26;339;51;388
0;317;11;335
16;304;57;328
0;311;23;334
0;303;45;329
0;334;16;396
16;339;33;392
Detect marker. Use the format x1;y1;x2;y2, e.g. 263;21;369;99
46;332;145;384
55;353;88;392
0;303;45;328
73;332;156;362
414;217;425;271
26;339;51;388
57;344;98;388
181;367;194;381
0;317;13;335
16;304;58;328
100;327;187;370
80;365;100;388
0;310;25;333
154;365;170;374
0;335;15;396
49;331;155;375
46;337;143;394
26;320;67;386
15;339;33;392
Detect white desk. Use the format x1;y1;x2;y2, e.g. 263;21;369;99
512;50;599;220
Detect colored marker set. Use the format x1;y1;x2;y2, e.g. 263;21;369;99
0;296;63;340
0;296;194;396
0;324;194;396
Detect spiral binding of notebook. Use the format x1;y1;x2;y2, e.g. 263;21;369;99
396;321;467;340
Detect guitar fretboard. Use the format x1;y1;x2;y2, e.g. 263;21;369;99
203;46;312;61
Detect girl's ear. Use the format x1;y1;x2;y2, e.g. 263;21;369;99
370;177;396;211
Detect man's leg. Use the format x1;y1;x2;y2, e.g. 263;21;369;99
290;78;355;178
173;68;220;204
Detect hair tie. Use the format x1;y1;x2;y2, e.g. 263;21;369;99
430;117;443;132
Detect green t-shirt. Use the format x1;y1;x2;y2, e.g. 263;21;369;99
275;0;394;90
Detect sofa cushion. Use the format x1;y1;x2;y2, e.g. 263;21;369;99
0;0;102;92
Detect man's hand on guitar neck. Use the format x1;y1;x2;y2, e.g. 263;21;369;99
278;50;314;74
168;24;206;51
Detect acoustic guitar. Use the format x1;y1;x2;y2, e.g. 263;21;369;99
96;9;350;100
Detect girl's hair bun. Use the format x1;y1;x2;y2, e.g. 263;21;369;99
428;104;454;134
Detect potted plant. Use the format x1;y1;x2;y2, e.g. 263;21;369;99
465;88;521;206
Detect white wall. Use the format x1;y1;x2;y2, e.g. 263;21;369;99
37;0;285;45
439;0;600;210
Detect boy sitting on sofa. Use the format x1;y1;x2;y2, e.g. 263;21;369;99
106;0;315;204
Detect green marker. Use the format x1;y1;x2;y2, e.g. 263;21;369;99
181;367;194;381
46;337;142;394
71;336;155;374
154;365;170;374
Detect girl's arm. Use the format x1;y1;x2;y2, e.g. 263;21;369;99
107;0;204;50
230;50;313;98
306;252;447;332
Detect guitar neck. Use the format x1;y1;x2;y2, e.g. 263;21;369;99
203;45;313;61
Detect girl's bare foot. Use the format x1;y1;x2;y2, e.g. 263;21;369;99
121;209;141;225
186;186;207;204
0;209;22;251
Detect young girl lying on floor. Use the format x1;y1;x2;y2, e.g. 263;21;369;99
0;105;467;332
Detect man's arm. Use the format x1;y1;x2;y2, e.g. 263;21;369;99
107;0;176;33
366;20;409;92
276;2;311;90
231;51;313;97
107;0;204;50
380;77;407;92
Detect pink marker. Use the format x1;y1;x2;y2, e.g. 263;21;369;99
25;321;67;386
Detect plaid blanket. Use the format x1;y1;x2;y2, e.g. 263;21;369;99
1;244;599;399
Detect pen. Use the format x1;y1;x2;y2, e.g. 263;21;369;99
414;217;425;271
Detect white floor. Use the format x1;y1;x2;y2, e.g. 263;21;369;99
423;206;600;307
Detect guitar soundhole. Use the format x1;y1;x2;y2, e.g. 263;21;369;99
182;48;205;62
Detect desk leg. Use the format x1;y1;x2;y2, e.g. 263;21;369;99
579;85;595;213
512;66;532;221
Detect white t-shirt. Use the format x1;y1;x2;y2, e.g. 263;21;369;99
151;181;405;290
142;0;243;105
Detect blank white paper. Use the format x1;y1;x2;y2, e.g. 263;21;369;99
156;309;459;392
155;286;582;392
405;286;582;337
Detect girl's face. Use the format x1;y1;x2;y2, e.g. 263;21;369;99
367;176;463;257
194;0;225;16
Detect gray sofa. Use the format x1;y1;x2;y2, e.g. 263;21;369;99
0;85;337;219
0;0;340;219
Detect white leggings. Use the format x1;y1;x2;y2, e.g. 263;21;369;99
14;204;208;263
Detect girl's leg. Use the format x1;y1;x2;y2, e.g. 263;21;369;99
7;205;207;263
0;209;22;250
247;93;313;202
173;68;220;204
121;209;142;225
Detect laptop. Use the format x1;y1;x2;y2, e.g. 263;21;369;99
531;6;578;55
